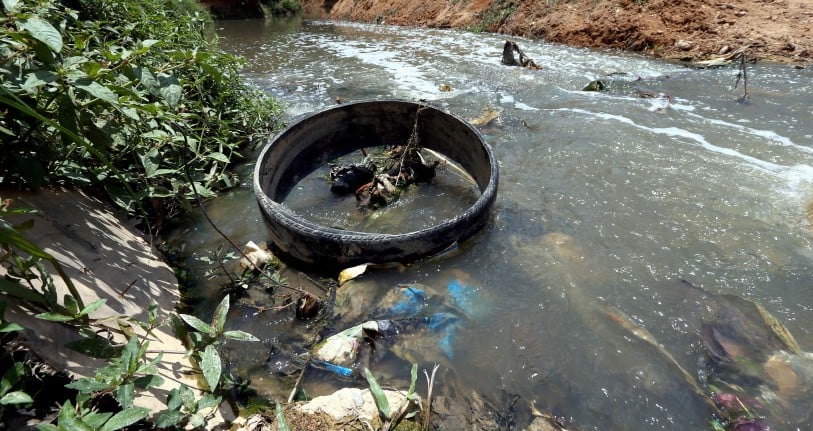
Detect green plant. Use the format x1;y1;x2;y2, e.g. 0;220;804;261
0;301;33;408
0;199;89;323
261;0;302;16
0;0;283;227
1;0;282;426
38;399;149;431
43;336;157;431
275;401;291;431
364;363;420;431
468;0;517;32
152;295;258;428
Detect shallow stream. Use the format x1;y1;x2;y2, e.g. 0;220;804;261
167;17;813;430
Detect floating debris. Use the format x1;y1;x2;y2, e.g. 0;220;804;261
501;40;541;69
693;46;752;68
581;80;607;92
329;163;375;195
609;280;813;430
239;240;280;272
469;107;501;126
329;104;441;210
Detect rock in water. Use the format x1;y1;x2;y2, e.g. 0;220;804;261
239;241;280;272
501;40;541;69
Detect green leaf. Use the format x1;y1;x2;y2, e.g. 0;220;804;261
200;344;221;392
21;70;59;94
66;336;123;359
155;410;184;429
276;402;291;431
0;321;24;333
364;367;391;419
178;314;215;337
158;74;182;108
120;336;141;374
35;312;75;323
222;330;260;342
12;219;36;231
140;39;159;49
116;382;135;409
206;152;230;164
79;298;106;316
134;67;159;92
139;148;160;178
166;387;183;411
119;106;140;121
57;400;94;431
148;300;158;327
188;413;205;429
0;278;46;305
196;394;221;411
75;79;119;104
36;424;58;431
407;363;418;397
211;295;229;335
100;407;149;431
135;352;163;375
65;378;112;393
1;363;23;395
0;220;54;260
20;17;63;53
56;91;80;139
0;391;34;405
82;411;113;429
64;294;79;316
133;374;164;390
170;383;195;411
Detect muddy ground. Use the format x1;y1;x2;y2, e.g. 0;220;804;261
302;0;812;65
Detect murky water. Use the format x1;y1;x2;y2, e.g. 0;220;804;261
283;151;481;233
169;17;813;430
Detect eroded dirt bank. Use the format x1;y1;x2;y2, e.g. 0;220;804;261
302;0;812;65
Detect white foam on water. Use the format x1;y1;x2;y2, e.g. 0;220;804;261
550;107;813;197
684;111;813;155
514;102;539;111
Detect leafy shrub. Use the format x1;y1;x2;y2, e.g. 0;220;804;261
261;0;302;16
0;0;283;225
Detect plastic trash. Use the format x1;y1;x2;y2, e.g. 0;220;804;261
314;321;380;367
317;277;489;376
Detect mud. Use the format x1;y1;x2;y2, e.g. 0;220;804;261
302;0;812;65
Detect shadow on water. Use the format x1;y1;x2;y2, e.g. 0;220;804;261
164;16;813;430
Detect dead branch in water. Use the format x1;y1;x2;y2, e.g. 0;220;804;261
734;49;750;102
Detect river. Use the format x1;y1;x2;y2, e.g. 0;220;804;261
168;17;813;430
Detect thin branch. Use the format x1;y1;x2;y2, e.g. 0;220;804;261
169;121;309;297
287;355;311;403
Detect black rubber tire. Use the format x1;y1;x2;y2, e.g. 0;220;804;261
253;99;499;271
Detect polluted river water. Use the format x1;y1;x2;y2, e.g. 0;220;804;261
166;17;813;430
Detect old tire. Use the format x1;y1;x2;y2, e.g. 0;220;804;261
253;99;498;271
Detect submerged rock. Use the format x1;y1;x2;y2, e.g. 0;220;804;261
296;387;415;424
240;240;280;272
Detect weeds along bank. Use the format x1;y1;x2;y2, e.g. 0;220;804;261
1;0;285;428
1;0;284;228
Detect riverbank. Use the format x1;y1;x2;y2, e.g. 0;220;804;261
302;0;812;65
